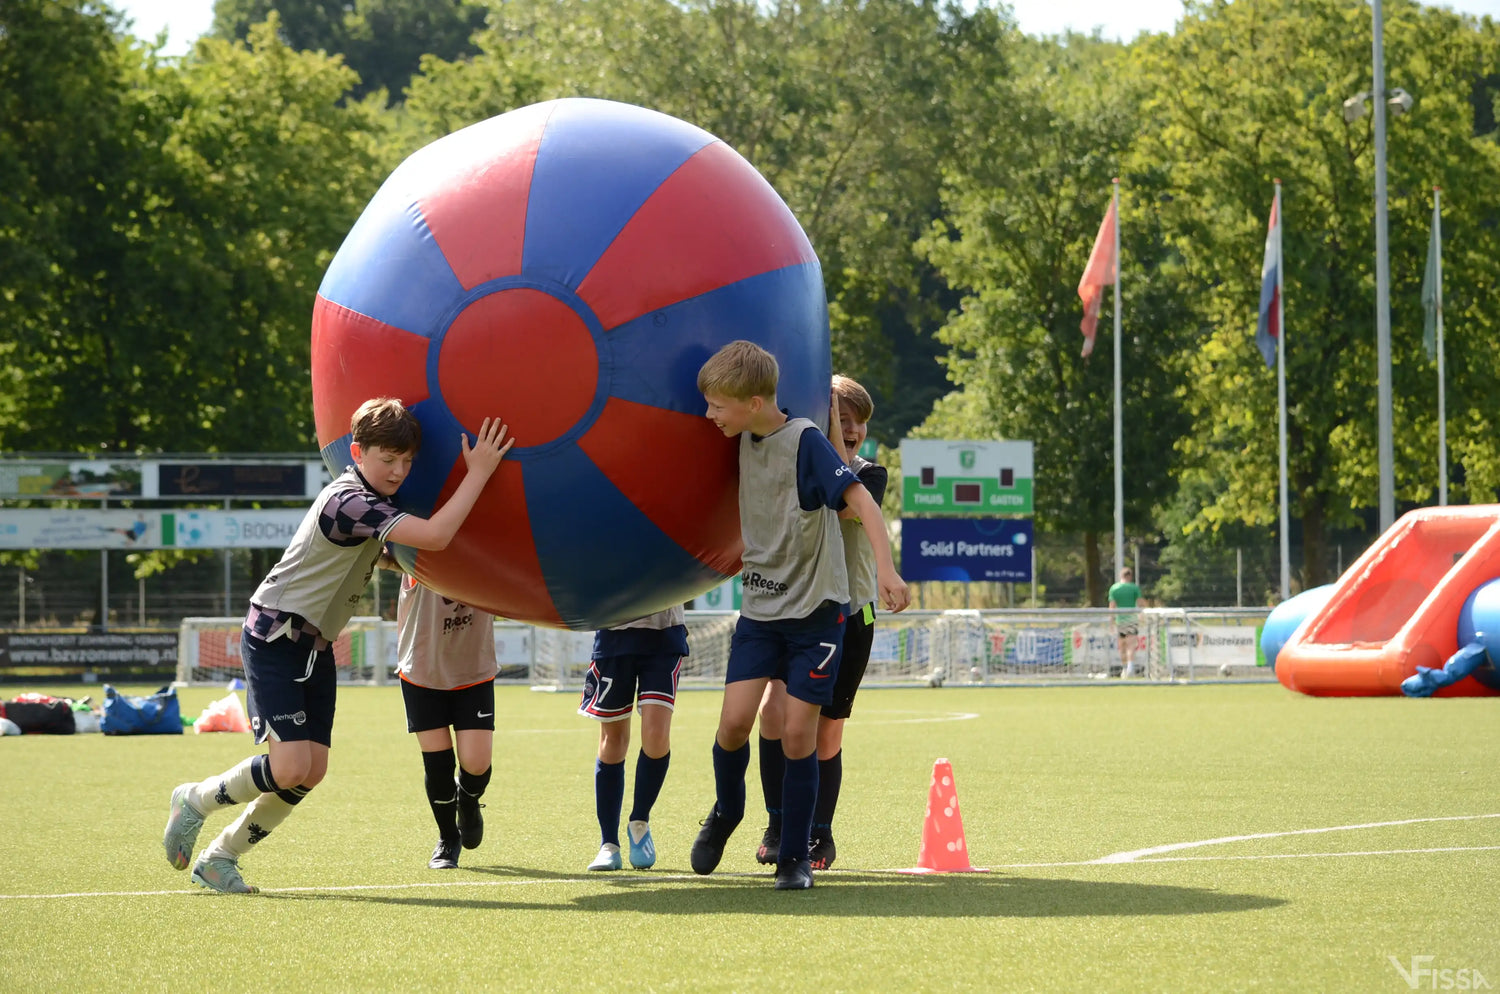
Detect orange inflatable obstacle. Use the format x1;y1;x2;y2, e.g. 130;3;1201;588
1277;505;1500;697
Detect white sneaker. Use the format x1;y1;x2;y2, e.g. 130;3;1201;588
1121;664;1135;678
588;843;622;871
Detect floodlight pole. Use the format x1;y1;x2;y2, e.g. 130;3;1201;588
1373;0;1395;533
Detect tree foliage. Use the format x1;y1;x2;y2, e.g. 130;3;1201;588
1129;0;1500;586
209;0;487;103
0;5;389;453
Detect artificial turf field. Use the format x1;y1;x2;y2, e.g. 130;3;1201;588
1;681;1496;993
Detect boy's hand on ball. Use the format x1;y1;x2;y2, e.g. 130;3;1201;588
462;418;515;477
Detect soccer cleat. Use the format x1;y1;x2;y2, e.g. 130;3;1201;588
429;837;460;870
809;831;837;871
627;820;656;869
588;843;622;871
690;804;740;875
190;855;259;894
456;788;485;850
773;857;814;890
754;823;781;865
163;783;206;871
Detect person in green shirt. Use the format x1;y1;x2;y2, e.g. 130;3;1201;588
1108;567;1142;677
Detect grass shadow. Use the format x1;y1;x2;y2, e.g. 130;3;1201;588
261;871;1287;918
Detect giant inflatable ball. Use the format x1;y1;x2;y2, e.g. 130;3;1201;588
310;98;831;629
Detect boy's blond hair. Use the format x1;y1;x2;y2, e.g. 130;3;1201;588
351;397;422;453
697;340;779;401
831;374;874;424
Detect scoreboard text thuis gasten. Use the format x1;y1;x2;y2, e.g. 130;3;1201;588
899;440;1034;515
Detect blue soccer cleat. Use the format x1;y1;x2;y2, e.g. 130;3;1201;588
627;820;656;869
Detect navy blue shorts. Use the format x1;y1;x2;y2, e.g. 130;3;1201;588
400;678;496;733
726;610;845;707
823;604;876;720
241;629;336;746
579;652;682;721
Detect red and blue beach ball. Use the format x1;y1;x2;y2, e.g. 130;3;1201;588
311;98;831;629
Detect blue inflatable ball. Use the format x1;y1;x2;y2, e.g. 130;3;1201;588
1453;580;1500;691
1261;584;1336;672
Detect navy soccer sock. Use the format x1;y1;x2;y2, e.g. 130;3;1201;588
628;750;670;824
758;735;785;829
596;759;626;846
780;754;819;863
422;748;459;841
711;741;750;825
813;750;843;833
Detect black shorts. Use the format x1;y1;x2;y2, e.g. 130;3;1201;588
400;678;496;734
578;651;682;721
1118;624;1139;638
823;604;875;720
241;629;337;746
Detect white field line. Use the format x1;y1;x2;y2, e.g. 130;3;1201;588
5;814;1496;901
1091;813;1500;864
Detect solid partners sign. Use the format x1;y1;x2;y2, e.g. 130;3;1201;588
900;518;1033;583
899;440;1033;514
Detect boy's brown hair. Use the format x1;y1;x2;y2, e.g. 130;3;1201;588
831;374;874;424
697;340;779;401
351;397;422;453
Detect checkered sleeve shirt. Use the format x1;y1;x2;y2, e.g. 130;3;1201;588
244;479;404;650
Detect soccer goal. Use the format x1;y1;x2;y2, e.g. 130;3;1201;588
176;616;390;687
527;611;740;692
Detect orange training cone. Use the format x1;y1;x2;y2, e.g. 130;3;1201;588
899;757;988;874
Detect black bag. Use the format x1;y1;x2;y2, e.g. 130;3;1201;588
4;695;76;734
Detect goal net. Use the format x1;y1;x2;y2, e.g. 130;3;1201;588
528;611;740;691
175;616;389;687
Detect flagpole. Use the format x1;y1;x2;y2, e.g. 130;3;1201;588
1111;178;1124;579
1435;187;1446;506
1275;179;1289;599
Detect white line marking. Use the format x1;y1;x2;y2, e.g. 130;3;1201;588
1092;813;1500;864
8;815;1496;901
857;710;981;725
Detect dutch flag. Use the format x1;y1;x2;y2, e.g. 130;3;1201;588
1255;194;1281;369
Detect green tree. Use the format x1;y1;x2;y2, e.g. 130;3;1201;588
1129;0;1500;588
210;0;486;102
0;13;390;454
916;33;1195;605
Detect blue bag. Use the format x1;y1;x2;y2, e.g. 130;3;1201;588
101;684;183;735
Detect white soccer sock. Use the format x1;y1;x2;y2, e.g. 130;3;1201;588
192;757;262;810
201;791;298;862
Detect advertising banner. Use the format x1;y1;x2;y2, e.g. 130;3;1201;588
900;518;1033;582
0;509;305;549
0;630;178;670
0;461;141;499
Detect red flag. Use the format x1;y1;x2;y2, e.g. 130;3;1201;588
1078;198;1118;358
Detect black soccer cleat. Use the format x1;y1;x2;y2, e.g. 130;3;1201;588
755;823;781;865
773;857;814;890
456;789;485;850
690;804;741;875
429;837;460;870
809;831;836;871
